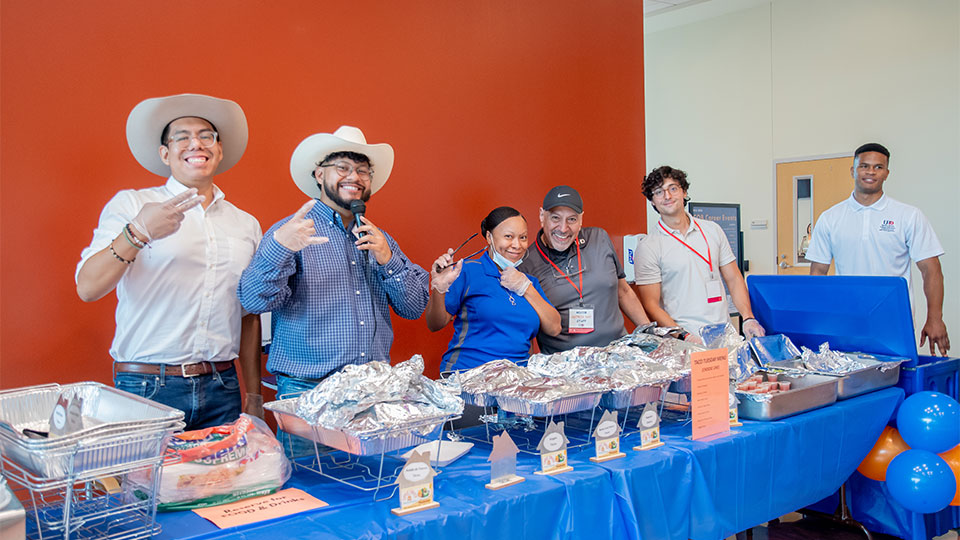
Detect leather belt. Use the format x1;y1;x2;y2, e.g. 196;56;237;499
114;360;235;377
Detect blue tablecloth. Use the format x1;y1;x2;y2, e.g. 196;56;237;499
156;387;902;540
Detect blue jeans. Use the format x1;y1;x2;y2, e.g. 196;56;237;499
276;374;325;458
114;365;241;431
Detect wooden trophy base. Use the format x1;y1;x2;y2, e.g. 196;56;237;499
391;501;440;516
590;452;626;463
633;441;665;451
485;475;525;490
534;465;573;476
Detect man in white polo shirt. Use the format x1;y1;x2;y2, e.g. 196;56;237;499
806;143;949;356
634;166;765;343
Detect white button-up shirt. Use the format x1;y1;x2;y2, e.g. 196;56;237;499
634;214;736;335
805;193;944;293
77;177;261;364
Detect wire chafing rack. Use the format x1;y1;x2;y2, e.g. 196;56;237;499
0;383;184;539
265;397;458;501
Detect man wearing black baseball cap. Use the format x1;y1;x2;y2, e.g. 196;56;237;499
519;185;650;353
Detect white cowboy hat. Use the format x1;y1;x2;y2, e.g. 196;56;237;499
289;126;395;199
126;93;248;177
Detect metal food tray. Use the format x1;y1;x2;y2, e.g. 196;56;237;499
0;383;184;481
736;372;838;421
460;390;497;407
764;358;901;400
264;398;453;456
600;383;665;410
494;391;601;417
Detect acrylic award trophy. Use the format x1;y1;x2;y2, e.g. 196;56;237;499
534;420;573;475
634;402;664;450
391;450;440;515
590;410;626;462
485;431;525;490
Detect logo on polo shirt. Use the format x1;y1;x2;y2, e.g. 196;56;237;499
879;219;896;233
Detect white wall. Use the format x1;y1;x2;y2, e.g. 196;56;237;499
644;0;960;348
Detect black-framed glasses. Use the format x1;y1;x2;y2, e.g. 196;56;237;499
168;131;218;150
319;161;374;180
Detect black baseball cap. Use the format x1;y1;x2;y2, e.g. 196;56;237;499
542;185;584;213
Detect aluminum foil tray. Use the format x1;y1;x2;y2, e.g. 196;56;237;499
265;398;454;456
600;384;665;410
0;383;184;481
461;391;497;408
495;392;601;417
736;372;838;421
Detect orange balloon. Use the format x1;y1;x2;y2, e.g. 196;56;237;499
858;426;911;481
938;444;960;506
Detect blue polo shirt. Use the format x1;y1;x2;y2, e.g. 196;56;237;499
441;252;551;372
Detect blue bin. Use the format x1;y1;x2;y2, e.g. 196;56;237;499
898;355;959;400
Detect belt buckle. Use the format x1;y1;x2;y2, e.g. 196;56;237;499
180;363;201;378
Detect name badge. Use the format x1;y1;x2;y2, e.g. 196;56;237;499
705;279;724;304
568;307;595;334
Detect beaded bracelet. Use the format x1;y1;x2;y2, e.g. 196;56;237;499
124;223;147;249
121;226;143;250
109;242;135;264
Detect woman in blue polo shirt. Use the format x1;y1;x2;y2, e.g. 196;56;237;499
426;207;562;372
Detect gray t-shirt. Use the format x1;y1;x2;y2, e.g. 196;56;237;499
519;227;627;353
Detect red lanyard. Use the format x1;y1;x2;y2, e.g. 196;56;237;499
535;238;583;302
659;220;713;273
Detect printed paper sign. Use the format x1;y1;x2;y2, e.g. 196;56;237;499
193;488;327;529
690;348;730;440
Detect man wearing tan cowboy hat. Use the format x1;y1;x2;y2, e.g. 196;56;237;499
76;93;263;430
238;126;429;403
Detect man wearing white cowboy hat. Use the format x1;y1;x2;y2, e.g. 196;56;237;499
238;126;428;402
76;93;263;430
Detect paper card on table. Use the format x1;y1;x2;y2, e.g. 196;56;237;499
634;402;664;450
192;488;327;529
392;450;440;515
728;383;742;426
690;348;730;440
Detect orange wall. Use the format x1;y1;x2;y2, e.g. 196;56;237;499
0;1;646;387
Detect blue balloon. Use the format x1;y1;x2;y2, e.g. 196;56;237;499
886;449;956;514
896;391;960;453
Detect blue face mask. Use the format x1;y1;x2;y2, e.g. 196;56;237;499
489;244;522;270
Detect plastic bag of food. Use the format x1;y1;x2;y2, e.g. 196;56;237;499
130;414;290;511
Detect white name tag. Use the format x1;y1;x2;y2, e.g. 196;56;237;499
568;307;595;334
705;279;724;304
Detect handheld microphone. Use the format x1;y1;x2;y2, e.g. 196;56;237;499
349;200;367;238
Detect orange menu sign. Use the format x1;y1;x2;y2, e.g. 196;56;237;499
193;488;328;529
690;348;730;440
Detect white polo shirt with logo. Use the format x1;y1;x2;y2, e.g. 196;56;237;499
805;193;944;294
634;214;736;335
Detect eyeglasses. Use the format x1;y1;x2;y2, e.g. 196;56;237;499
651;184;683;199
168;131;218;150
319;161;374;180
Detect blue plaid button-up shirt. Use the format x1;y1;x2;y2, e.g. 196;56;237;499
237;201;429;379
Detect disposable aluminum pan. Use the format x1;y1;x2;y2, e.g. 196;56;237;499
460;391;497;408
495;392;601;417
599;384;665;410
265;398;454;456
0;383;184;481
736;372;838;421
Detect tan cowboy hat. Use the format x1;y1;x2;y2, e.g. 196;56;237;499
126;93;248;177
289;126;395;199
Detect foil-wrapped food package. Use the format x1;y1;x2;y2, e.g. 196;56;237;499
611;326;668;352
699;322;761;382
801;343;868;373
492;376;592;403
296;355;463;432
452;359;538;395
646;337;704;372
